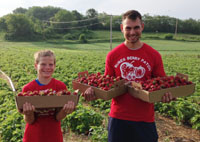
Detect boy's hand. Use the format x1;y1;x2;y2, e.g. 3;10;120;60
23;102;35;124
62;101;75;115
84;87;97;101
56;101;75;121
162;92;176;103
23;102;35;116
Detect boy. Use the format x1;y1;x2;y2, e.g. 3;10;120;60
21;50;75;142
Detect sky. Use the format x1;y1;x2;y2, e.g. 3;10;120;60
0;0;200;20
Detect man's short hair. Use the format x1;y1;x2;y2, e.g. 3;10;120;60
122;10;142;22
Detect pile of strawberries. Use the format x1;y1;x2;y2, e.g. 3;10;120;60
76;72;122;91
17;89;78;96
138;75;193;92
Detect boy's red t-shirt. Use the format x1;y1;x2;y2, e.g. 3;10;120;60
105;43;166;122
22;78;67;142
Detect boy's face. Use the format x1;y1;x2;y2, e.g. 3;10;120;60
120;17;144;44
35;56;55;79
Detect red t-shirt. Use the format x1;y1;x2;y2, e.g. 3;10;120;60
105;43;166;122
22;78;67;142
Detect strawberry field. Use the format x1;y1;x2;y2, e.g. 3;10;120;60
0;39;200;142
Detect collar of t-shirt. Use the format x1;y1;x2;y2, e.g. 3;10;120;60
35;78;45;86
124;42;144;50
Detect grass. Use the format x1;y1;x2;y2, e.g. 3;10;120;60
1;38;200;52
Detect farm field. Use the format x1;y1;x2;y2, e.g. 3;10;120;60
0;38;200;142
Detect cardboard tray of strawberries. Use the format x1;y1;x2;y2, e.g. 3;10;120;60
127;73;195;103
72;71;127;100
15;90;80;110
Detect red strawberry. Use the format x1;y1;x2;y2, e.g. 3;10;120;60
73;92;78;95
17;92;24;96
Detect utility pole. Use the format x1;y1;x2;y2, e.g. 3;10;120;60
110;15;112;50
42;21;45;40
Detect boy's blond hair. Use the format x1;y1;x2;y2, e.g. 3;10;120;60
34;50;56;64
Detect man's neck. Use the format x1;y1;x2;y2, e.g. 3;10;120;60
124;41;143;50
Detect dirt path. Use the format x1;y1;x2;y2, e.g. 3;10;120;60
155;113;200;142
63;112;200;142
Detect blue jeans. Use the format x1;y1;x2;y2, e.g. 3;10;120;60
108;117;158;142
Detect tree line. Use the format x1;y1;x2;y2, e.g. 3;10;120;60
0;6;200;41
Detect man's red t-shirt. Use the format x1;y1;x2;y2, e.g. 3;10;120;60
22;78;67;142
105;43;166;122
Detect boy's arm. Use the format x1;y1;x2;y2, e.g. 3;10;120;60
56;101;75;121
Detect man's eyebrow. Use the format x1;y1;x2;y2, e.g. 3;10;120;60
134;26;140;29
125;25;140;29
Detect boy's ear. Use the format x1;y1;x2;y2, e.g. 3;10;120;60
34;63;37;70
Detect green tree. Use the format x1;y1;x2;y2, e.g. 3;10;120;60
179;18;200;34
71;10;83;20
50;9;75;33
112;15;121;31
71;10;85;27
85;8;100;30
13;7;28;14
4;14;35;40
26;6;61;21
86;8;98;18
79;33;87;43
0;17;7;31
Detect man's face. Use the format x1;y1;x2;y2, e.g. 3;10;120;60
121;18;144;44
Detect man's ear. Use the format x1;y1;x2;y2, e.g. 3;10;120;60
141;22;144;31
120;24;124;33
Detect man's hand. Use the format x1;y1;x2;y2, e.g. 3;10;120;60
84;87;97;101
162;92;176;103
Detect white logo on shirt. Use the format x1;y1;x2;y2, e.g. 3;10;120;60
120;62;145;81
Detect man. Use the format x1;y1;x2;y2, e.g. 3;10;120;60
84;10;174;142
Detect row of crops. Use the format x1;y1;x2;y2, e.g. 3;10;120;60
0;40;200;142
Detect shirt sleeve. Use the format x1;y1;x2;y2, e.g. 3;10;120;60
22;82;32;93
104;52;115;76
22;86;29;92
58;81;67;91
152;52;166;77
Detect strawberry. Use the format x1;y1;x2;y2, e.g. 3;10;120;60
73;92;78;95
17;92;24;96
138;75;193;92
76;72;123;91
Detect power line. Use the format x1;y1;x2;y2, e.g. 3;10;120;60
44;22;102;30
43;15;109;24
